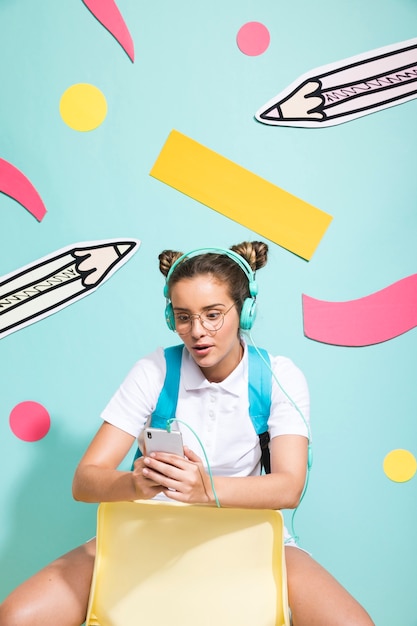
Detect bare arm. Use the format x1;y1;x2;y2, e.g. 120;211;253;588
212;434;308;509
72;422;164;503
141;434;309;510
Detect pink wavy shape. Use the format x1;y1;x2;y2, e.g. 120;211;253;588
302;274;417;346
0;158;47;222
82;0;135;62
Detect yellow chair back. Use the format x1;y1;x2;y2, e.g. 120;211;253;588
86;499;290;626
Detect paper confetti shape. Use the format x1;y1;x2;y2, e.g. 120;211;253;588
383;449;417;483
256;37;417;128
82;0;135;62
303;274;417;346
0;238;140;339
0;158;47;221
59;83;108;131
9;401;51;442
150;130;332;260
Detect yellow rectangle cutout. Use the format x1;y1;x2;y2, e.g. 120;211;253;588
150;130;332;260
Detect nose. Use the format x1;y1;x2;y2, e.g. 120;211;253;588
190;315;207;337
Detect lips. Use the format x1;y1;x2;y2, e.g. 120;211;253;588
192;344;213;356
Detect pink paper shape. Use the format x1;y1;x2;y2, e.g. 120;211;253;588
82;0;135;62
9;401;51;442
302;274;417;346
0;158;47;222
236;22;270;56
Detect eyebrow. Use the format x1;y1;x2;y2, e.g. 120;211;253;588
172;303;227;312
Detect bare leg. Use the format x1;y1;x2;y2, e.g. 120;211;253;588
285;546;375;626
0;539;96;626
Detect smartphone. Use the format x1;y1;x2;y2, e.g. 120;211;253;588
144;428;184;456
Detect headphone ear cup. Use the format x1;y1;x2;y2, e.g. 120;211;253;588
165;302;176;331
239;297;257;330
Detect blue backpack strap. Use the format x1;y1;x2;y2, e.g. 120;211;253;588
151;344;184;428
248;345;272;474
131;344;184;467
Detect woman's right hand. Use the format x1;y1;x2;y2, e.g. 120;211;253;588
73;422;164;503
132;456;164;500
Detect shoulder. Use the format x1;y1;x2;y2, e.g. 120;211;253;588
270;354;306;377
128;344;189;384
271;354;308;389
123;346;167;389
247;344;309;394
246;343;306;380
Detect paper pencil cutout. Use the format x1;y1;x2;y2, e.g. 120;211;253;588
302;274;417;346
256;37;417;128
150;130;332;261
0;158;47;221
0;238;140;340
82;0;135;62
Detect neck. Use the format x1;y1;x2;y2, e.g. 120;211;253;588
204;341;244;383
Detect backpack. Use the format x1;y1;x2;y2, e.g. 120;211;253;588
132;344;272;473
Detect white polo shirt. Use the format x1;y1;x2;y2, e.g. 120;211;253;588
101;341;310;477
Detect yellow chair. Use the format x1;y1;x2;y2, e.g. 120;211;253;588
86;500;291;626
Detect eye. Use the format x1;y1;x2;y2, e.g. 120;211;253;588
175;313;190;323
204;310;222;321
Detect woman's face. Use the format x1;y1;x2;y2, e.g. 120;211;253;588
169;274;242;382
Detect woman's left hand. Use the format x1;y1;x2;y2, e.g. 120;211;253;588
142;446;214;504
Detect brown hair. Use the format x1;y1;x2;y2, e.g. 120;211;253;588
159;242;268;316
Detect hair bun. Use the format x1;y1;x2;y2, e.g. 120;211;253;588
230;241;268;271
158;250;184;277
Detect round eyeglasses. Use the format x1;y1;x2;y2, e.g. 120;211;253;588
174;303;235;335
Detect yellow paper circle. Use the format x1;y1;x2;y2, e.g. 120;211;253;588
59;83;107;131
383;449;417;483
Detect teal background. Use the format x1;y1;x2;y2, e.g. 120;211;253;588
0;1;416;623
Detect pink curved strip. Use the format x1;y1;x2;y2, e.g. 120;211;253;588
302;274;417;346
82;0;135;62
0;158;47;222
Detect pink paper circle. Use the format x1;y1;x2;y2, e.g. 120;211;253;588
9;401;51;442
236;22;270;56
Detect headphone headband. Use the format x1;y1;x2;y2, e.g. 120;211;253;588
164;247;258;298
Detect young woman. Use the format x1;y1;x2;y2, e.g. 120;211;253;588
0;242;375;626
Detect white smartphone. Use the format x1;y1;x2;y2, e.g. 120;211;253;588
144;428;184;456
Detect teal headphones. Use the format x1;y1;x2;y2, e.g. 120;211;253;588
164;247;258;332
